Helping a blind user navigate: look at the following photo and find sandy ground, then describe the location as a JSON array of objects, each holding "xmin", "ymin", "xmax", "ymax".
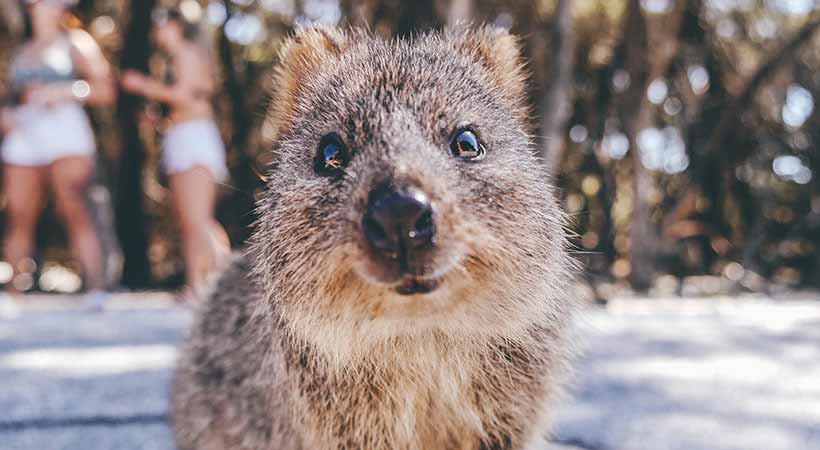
[{"xmin": 1, "ymin": 293, "xmax": 818, "ymax": 450}]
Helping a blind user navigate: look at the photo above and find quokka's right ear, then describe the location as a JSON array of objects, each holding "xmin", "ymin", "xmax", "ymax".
[
  {"xmin": 451, "ymin": 26, "xmax": 529, "ymax": 120},
  {"xmin": 264, "ymin": 27, "xmax": 351, "ymax": 142}
]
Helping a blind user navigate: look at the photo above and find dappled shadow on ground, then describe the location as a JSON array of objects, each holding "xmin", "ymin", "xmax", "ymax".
[
  {"xmin": 0, "ymin": 309, "xmax": 186, "ymax": 352},
  {"xmin": 0, "ymin": 296, "xmax": 188, "ymax": 450},
  {"xmin": 555, "ymin": 298, "xmax": 820, "ymax": 450},
  {"xmin": 2, "ymin": 295, "xmax": 819, "ymax": 450}
]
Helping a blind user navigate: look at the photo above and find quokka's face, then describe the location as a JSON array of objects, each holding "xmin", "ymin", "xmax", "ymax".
[{"xmin": 256, "ymin": 28, "xmax": 568, "ymax": 336}]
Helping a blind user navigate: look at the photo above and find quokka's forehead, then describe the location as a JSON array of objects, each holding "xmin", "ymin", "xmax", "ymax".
[
  {"xmin": 303, "ymin": 44, "xmax": 510, "ymax": 120},
  {"xmin": 334, "ymin": 38, "xmax": 495, "ymax": 88},
  {"xmin": 264, "ymin": 27, "xmax": 530, "ymax": 144}
]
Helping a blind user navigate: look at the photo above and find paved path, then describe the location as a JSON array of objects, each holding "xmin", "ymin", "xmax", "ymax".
[
  {"xmin": 555, "ymin": 295, "xmax": 820, "ymax": 450},
  {"xmin": 1, "ymin": 293, "xmax": 818, "ymax": 450}
]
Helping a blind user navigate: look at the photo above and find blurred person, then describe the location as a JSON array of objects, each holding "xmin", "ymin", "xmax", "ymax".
[
  {"xmin": 121, "ymin": 7, "xmax": 229, "ymax": 300},
  {"xmin": 0, "ymin": 0, "xmax": 115, "ymax": 307}
]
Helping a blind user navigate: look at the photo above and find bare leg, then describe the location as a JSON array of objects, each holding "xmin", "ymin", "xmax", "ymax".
[
  {"xmin": 168, "ymin": 166, "xmax": 229, "ymax": 297},
  {"xmin": 2, "ymin": 164, "xmax": 46, "ymax": 293},
  {"xmin": 49, "ymin": 156, "xmax": 105, "ymax": 291}
]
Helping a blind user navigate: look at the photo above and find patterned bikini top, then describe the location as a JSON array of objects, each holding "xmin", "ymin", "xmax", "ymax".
[{"xmin": 9, "ymin": 36, "xmax": 76, "ymax": 96}]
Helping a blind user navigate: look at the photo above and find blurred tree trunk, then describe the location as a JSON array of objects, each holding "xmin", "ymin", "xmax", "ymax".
[
  {"xmin": 0, "ymin": 0, "xmax": 23, "ymax": 38},
  {"xmin": 341, "ymin": 0, "xmax": 440, "ymax": 36},
  {"xmin": 114, "ymin": 0, "xmax": 155, "ymax": 288},
  {"xmin": 396, "ymin": 0, "xmax": 439, "ymax": 36},
  {"xmin": 576, "ymin": 37, "xmax": 622, "ymax": 281},
  {"xmin": 76, "ymin": 0, "xmax": 123, "ymax": 287},
  {"xmin": 539, "ymin": 0, "xmax": 575, "ymax": 173},
  {"xmin": 75, "ymin": 0, "xmax": 96, "ymax": 18},
  {"xmin": 444, "ymin": 0, "xmax": 473, "ymax": 25},
  {"xmin": 340, "ymin": 0, "xmax": 375, "ymax": 28},
  {"xmin": 801, "ymin": 67, "xmax": 820, "ymax": 287},
  {"xmin": 617, "ymin": 0, "xmax": 685, "ymax": 291},
  {"xmin": 619, "ymin": 0, "xmax": 654, "ymax": 291},
  {"xmin": 216, "ymin": 2, "xmax": 266, "ymax": 245}
]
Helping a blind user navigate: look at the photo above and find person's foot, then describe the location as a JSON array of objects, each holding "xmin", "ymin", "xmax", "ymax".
[
  {"xmin": 174, "ymin": 286, "xmax": 202, "ymax": 307},
  {"xmin": 0, "ymin": 292, "xmax": 21, "ymax": 319},
  {"xmin": 82, "ymin": 290, "xmax": 111, "ymax": 313}
]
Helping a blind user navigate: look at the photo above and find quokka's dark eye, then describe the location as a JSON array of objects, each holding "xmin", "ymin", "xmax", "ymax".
[
  {"xmin": 314, "ymin": 133, "xmax": 350, "ymax": 177},
  {"xmin": 449, "ymin": 128, "xmax": 486, "ymax": 161}
]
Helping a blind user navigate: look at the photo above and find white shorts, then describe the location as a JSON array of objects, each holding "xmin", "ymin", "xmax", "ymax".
[
  {"xmin": 1, "ymin": 102, "xmax": 95, "ymax": 166},
  {"xmin": 162, "ymin": 119, "xmax": 229, "ymax": 181}
]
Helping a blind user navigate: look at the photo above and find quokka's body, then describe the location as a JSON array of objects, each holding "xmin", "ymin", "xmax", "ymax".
[{"xmin": 171, "ymin": 26, "xmax": 577, "ymax": 450}]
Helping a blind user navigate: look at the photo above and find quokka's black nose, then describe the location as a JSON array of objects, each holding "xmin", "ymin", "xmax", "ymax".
[{"xmin": 362, "ymin": 184, "xmax": 435, "ymax": 259}]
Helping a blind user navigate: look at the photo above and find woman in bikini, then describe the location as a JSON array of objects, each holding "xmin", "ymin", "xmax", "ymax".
[
  {"xmin": 121, "ymin": 7, "xmax": 229, "ymax": 299},
  {"xmin": 0, "ymin": 0, "xmax": 114, "ymax": 304}
]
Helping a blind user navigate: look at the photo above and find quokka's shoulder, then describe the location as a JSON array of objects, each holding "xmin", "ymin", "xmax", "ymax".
[{"xmin": 191, "ymin": 252, "xmax": 265, "ymax": 339}]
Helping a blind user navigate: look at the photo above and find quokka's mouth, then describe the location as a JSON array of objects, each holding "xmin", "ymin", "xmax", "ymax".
[{"xmin": 395, "ymin": 275, "xmax": 441, "ymax": 296}]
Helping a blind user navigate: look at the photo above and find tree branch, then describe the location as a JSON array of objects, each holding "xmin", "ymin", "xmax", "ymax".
[{"xmin": 704, "ymin": 14, "xmax": 820, "ymax": 159}]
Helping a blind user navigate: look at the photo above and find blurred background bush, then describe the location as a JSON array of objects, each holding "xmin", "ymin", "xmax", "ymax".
[{"xmin": 0, "ymin": 0, "xmax": 818, "ymax": 297}]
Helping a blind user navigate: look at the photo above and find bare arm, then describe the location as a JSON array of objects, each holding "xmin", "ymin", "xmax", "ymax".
[
  {"xmin": 0, "ymin": 107, "xmax": 15, "ymax": 133},
  {"xmin": 121, "ymin": 44, "xmax": 214, "ymax": 109},
  {"xmin": 121, "ymin": 47, "xmax": 213, "ymax": 106},
  {"xmin": 68, "ymin": 29, "xmax": 115, "ymax": 106},
  {"xmin": 121, "ymin": 70, "xmax": 190, "ymax": 106}
]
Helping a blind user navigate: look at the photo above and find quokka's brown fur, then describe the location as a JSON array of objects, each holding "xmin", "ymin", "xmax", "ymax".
[{"xmin": 171, "ymin": 26, "xmax": 578, "ymax": 450}]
